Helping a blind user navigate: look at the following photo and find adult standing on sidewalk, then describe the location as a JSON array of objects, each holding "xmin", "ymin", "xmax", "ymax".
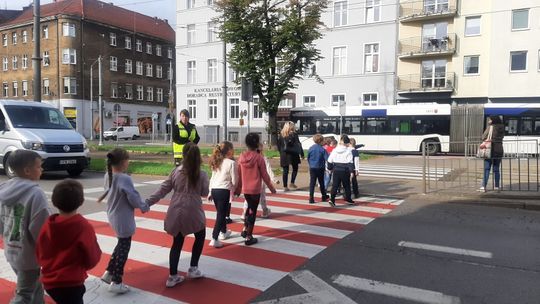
[
  {"xmin": 173, "ymin": 109, "xmax": 200, "ymax": 166},
  {"xmin": 278, "ymin": 121, "xmax": 304, "ymax": 191},
  {"xmin": 479, "ymin": 116, "xmax": 505, "ymax": 192}
]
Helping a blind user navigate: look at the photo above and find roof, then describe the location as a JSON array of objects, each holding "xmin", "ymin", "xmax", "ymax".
[
  {"xmin": 0, "ymin": 0, "xmax": 175, "ymax": 42},
  {"xmin": 0, "ymin": 10, "xmax": 21, "ymax": 23}
]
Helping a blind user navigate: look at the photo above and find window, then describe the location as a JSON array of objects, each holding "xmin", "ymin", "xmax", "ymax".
[
  {"xmin": 125, "ymin": 59, "xmax": 132, "ymax": 74},
  {"xmin": 63, "ymin": 77, "xmax": 77, "ymax": 95},
  {"xmin": 168, "ymin": 48, "xmax": 173, "ymax": 59},
  {"xmin": 2, "ymin": 57, "xmax": 7, "ymax": 71},
  {"xmin": 228, "ymin": 131, "xmax": 239, "ymax": 142},
  {"xmin": 3, "ymin": 82, "xmax": 8, "ymax": 97},
  {"xmin": 63, "ymin": 23, "xmax": 76, "ymax": 37},
  {"xmin": 167, "ymin": 67, "xmax": 172, "ymax": 80},
  {"xmin": 110, "ymin": 56, "xmax": 118, "ymax": 71},
  {"xmin": 12, "ymin": 81, "xmax": 18, "ymax": 97},
  {"xmin": 229, "ymin": 68, "xmax": 238, "ymax": 82},
  {"xmin": 125, "ymin": 84, "xmax": 133, "ymax": 100},
  {"xmin": 187, "ymin": 60, "xmax": 196, "ymax": 84},
  {"xmin": 279, "ymin": 98, "xmax": 293, "ymax": 108},
  {"xmin": 136, "ymin": 61, "xmax": 143, "ymax": 75},
  {"xmin": 2, "ymin": 34, "xmax": 6, "ymax": 46},
  {"xmin": 362, "ymin": 93, "xmax": 378, "ymax": 106},
  {"xmin": 137, "ymin": 85, "xmax": 144, "ymax": 100},
  {"xmin": 424, "ymin": 0, "xmax": 449, "ymax": 14},
  {"xmin": 12, "ymin": 56, "xmax": 18, "ymax": 70},
  {"xmin": 22, "ymin": 30, "xmax": 28, "ymax": 43},
  {"xmin": 538, "ymin": 50, "xmax": 540, "ymax": 71},
  {"xmin": 42, "ymin": 25, "xmax": 48, "ymax": 39},
  {"xmin": 464, "ymin": 55, "xmax": 479, "ymax": 75},
  {"xmin": 136, "ymin": 39, "xmax": 142, "ymax": 52},
  {"xmin": 156, "ymin": 65, "xmax": 163, "ymax": 78},
  {"xmin": 208, "ymin": 22, "xmax": 217, "ymax": 42},
  {"xmin": 110, "ymin": 83, "xmax": 118, "ymax": 98},
  {"xmin": 156, "ymin": 45, "xmax": 162, "ymax": 56},
  {"xmin": 364, "ymin": 43, "xmax": 379, "ymax": 73},
  {"xmin": 465, "ymin": 16, "xmax": 481, "ymax": 36},
  {"xmin": 109, "ymin": 33, "xmax": 117, "ymax": 46},
  {"xmin": 230, "ymin": 98, "xmax": 240, "ymax": 119},
  {"xmin": 512, "ymin": 9, "xmax": 529, "ymax": 30},
  {"xmin": 365, "ymin": 0, "xmax": 381, "ymax": 23},
  {"xmin": 422, "ymin": 22, "xmax": 448, "ymax": 52},
  {"xmin": 157, "ymin": 88, "xmax": 164, "ymax": 102},
  {"xmin": 11, "ymin": 32, "xmax": 17, "ymax": 44},
  {"xmin": 208, "ymin": 0, "xmax": 214, "ymax": 5},
  {"xmin": 303, "ymin": 96, "xmax": 316, "ymax": 107},
  {"xmin": 331, "ymin": 94, "xmax": 345, "ymax": 107},
  {"xmin": 21, "ymin": 55, "xmax": 28, "ymax": 69},
  {"xmin": 253, "ymin": 98, "xmax": 263, "ymax": 119},
  {"xmin": 43, "ymin": 51, "xmax": 50, "ymax": 66},
  {"xmin": 146, "ymin": 63, "xmax": 153, "ymax": 77},
  {"xmin": 43, "ymin": 79, "xmax": 50, "ymax": 96},
  {"xmin": 125, "ymin": 36, "xmax": 132, "ymax": 49},
  {"xmin": 146, "ymin": 87, "xmax": 154, "ymax": 101},
  {"xmin": 187, "ymin": 24, "xmax": 196, "ymax": 45},
  {"xmin": 188, "ymin": 99, "xmax": 197, "ymax": 118},
  {"xmin": 510, "ymin": 51, "xmax": 527, "ymax": 72},
  {"xmin": 421, "ymin": 59, "xmax": 447, "ymax": 88},
  {"xmin": 146, "ymin": 42, "xmax": 152, "ymax": 54},
  {"xmin": 22, "ymin": 81, "xmax": 28, "ymax": 96},
  {"xmin": 332, "ymin": 46, "xmax": 347, "ymax": 75},
  {"xmin": 334, "ymin": 1, "xmax": 348, "ymax": 27},
  {"xmin": 208, "ymin": 99, "xmax": 218, "ymax": 119},
  {"xmin": 207, "ymin": 59, "xmax": 218, "ymax": 82},
  {"xmin": 187, "ymin": 0, "xmax": 195, "ymax": 9},
  {"xmin": 62, "ymin": 48, "xmax": 77, "ymax": 64}
]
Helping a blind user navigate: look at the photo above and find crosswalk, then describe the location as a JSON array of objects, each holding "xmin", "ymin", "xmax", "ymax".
[
  {"xmin": 357, "ymin": 164, "xmax": 452, "ymax": 181},
  {"xmin": 0, "ymin": 189, "xmax": 403, "ymax": 304}
]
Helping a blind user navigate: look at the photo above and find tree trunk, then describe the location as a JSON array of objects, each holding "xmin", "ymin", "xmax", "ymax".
[{"xmin": 267, "ymin": 109, "xmax": 279, "ymax": 148}]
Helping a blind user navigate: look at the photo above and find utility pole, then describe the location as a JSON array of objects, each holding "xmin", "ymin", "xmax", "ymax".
[
  {"xmin": 32, "ymin": 0, "xmax": 41, "ymax": 102},
  {"xmin": 90, "ymin": 66, "xmax": 94, "ymax": 140},
  {"xmin": 222, "ymin": 41, "xmax": 228, "ymax": 142},
  {"xmin": 98, "ymin": 56, "xmax": 104, "ymax": 146}
]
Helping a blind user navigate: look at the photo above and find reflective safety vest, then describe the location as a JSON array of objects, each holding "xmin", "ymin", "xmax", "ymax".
[{"xmin": 173, "ymin": 123, "xmax": 197, "ymax": 159}]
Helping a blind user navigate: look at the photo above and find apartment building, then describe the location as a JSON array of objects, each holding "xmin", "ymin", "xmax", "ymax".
[
  {"xmin": 176, "ymin": 0, "xmax": 398, "ymax": 144},
  {"xmin": 0, "ymin": 0, "xmax": 175, "ymax": 138}
]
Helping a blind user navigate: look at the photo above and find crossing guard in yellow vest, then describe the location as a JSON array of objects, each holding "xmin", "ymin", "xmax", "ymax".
[{"xmin": 172, "ymin": 109, "xmax": 200, "ymax": 166}]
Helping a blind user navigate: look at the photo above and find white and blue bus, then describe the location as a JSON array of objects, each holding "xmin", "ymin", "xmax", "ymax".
[{"xmin": 291, "ymin": 103, "xmax": 540, "ymax": 155}]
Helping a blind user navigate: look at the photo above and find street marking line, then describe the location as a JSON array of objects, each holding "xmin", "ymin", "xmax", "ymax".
[
  {"xmin": 254, "ymin": 291, "xmax": 339, "ymax": 304},
  {"xmin": 290, "ymin": 270, "xmax": 356, "ymax": 304},
  {"xmin": 143, "ymin": 179, "xmax": 167, "ymax": 185},
  {"xmin": 398, "ymin": 241, "xmax": 493, "ymax": 259},
  {"xmin": 332, "ymin": 274, "xmax": 461, "ymax": 304}
]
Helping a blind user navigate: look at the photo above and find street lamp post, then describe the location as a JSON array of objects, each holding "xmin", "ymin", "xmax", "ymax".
[
  {"xmin": 222, "ymin": 40, "xmax": 228, "ymax": 142},
  {"xmin": 98, "ymin": 55, "xmax": 104, "ymax": 146}
]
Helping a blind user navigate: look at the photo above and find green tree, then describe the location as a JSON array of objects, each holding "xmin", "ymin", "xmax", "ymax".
[{"xmin": 215, "ymin": 0, "xmax": 327, "ymax": 146}]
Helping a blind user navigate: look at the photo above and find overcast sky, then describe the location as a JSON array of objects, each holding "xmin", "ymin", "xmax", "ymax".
[{"xmin": 3, "ymin": 0, "xmax": 177, "ymax": 27}]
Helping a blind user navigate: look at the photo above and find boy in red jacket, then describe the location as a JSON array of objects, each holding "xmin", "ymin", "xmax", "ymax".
[
  {"xmin": 36, "ymin": 179, "xmax": 102, "ymax": 304},
  {"xmin": 236, "ymin": 133, "xmax": 276, "ymax": 246}
]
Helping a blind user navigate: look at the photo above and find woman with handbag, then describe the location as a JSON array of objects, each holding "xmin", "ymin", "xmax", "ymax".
[
  {"xmin": 278, "ymin": 121, "xmax": 304, "ymax": 191},
  {"xmin": 479, "ymin": 116, "xmax": 505, "ymax": 192}
]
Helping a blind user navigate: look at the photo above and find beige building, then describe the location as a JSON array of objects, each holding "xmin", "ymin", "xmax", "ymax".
[{"xmin": 397, "ymin": 0, "xmax": 540, "ymax": 104}]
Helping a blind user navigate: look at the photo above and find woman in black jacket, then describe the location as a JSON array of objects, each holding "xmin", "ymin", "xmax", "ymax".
[
  {"xmin": 480, "ymin": 116, "xmax": 505, "ymax": 192},
  {"xmin": 277, "ymin": 121, "xmax": 304, "ymax": 191}
]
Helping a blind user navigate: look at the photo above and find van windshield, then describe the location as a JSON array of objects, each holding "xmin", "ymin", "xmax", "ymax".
[
  {"xmin": 5, "ymin": 105, "xmax": 73, "ymax": 129},
  {"xmin": 108, "ymin": 127, "xmax": 118, "ymax": 131}
]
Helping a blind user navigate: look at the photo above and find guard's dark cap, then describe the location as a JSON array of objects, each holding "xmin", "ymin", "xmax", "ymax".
[{"xmin": 180, "ymin": 109, "xmax": 190, "ymax": 118}]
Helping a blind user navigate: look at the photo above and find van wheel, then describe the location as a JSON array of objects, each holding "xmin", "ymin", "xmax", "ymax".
[
  {"xmin": 67, "ymin": 167, "xmax": 84, "ymax": 177},
  {"xmin": 4, "ymin": 154, "xmax": 16, "ymax": 179},
  {"xmin": 132, "ymin": 135, "xmax": 137, "ymax": 140},
  {"xmin": 421, "ymin": 140, "xmax": 440, "ymax": 156}
]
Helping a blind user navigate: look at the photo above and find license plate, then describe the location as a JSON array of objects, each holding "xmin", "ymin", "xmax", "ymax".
[{"xmin": 59, "ymin": 159, "xmax": 77, "ymax": 165}]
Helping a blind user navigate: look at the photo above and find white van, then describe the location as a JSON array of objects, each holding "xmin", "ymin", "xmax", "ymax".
[
  {"xmin": 103, "ymin": 126, "xmax": 140, "ymax": 140},
  {"xmin": 0, "ymin": 100, "xmax": 90, "ymax": 178}
]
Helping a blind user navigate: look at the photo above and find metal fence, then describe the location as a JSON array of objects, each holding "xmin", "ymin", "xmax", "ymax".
[{"xmin": 422, "ymin": 140, "xmax": 540, "ymax": 194}]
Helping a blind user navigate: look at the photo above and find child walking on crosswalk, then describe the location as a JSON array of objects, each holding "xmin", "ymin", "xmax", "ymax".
[
  {"xmin": 97, "ymin": 148, "xmax": 150, "ymax": 294},
  {"xmin": 146, "ymin": 143, "xmax": 209, "ymax": 288}
]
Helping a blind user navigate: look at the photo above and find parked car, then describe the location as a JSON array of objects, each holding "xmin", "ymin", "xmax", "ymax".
[
  {"xmin": 103, "ymin": 126, "xmax": 140, "ymax": 140},
  {"xmin": 0, "ymin": 100, "xmax": 90, "ymax": 178}
]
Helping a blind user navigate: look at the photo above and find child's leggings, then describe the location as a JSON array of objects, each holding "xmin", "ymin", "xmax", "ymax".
[
  {"xmin": 107, "ymin": 237, "xmax": 132, "ymax": 283},
  {"xmin": 169, "ymin": 229, "xmax": 206, "ymax": 275}
]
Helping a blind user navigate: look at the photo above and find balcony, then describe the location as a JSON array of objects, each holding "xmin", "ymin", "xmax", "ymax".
[
  {"xmin": 399, "ymin": 34, "xmax": 457, "ymax": 59},
  {"xmin": 400, "ymin": 0, "xmax": 457, "ymax": 23},
  {"xmin": 398, "ymin": 72, "xmax": 456, "ymax": 94}
]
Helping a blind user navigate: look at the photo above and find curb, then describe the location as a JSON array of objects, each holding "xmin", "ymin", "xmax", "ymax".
[{"xmin": 409, "ymin": 193, "xmax": 540, "ymax": 211}]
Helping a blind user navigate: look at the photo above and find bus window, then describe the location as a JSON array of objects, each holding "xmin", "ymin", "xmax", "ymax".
[
  {"xmin": 520, "ymin": 117, "xmax": 533, "ymax": 135},
  {"xmin": 363, "ymin": 118, "xmax": 388, "ymax": 134},
  {"xmin": 535, "ymin": 119, "xmax": 540, "ymax": 135},
  {"xmin": 505, "ymin": 118, "xmax": 518, "ymax": 135},
  {"xmin": 344, "ymin": 118, "xmax": 361, "ymax": 134},
  {"xmin": 389, "ymin": 117, "xmax": 411, "ymax": 134}
]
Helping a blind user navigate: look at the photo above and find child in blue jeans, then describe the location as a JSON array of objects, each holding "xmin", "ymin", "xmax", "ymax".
[{"xmin": 307, "ymin": 134, "xmax": 329, "ymax": 204}]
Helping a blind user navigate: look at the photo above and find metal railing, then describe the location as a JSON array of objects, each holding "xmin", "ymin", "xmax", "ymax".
[
  {"xmin": 400, "ymin": 0, "xmax": 458, "ymax": 21},
  {"xmin": 422, "ymin": 140, "xmax": 540, "ymax": 194},
  {"xmin": 398, "ymin": 72, "xmax": 456, "ymax": 93},
  {"xmin": 399, "ymin": 33, "xmax": 457, "ymax": 57}
]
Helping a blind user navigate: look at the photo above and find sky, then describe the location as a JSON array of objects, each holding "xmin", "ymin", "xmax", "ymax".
[{"xmin": 4, "ymin": 0, "xmax": 177, "ymax": 28}]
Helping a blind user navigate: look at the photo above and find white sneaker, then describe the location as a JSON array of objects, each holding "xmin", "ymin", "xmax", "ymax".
[
  {"xmin": 219, "ymin": 230, "xmax": 231, "ymax": 240},
  {"xmin": 101, "ymin": 271, "xmax": 112, "ymax": 284},
  {"xmin": 187, "ymin": 266, "xmax": 203, "ymax": 279},
  {"xmin": 261, "ymin": 208, "xmax": 271, "ymax": 218},
  {"xmin": 477, "ymin": 186, "xmax": 486, "ymax": 192},
  {"xmin": 108, "ymin": 282, "xmax": 130, "ymax": 294},
  {"xmin": 209, "ymin": 238, "xmax": 223, "ymax": 248},
  {"xmin": 494, "ymin": 187, "xmax": 500, "ymax": 192},
  {"xmin": 165, "ymin": 274, "xmax": 184, "ymax": 288}
]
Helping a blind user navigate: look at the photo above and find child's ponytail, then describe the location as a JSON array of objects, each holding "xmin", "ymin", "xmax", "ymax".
[
  {"xmin": 209, "ymin": 141, "xmax": 233, "ymax": 171},
  {"xmin": 96, "ymin": 148, "xmax": 129, "ymax": 203}
]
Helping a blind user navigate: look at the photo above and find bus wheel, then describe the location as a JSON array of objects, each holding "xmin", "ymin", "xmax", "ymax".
[{"xmin": 422, "ymin": 140, "xmax": 440, "ymax": 155}]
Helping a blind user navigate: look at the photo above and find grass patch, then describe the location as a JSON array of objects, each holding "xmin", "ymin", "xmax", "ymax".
[{"xmin": 89, "ymin": 158, "xmax": 212, "ymax": 176}]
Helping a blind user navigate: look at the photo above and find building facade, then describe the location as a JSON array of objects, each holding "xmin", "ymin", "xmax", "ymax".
[
  {"xmin": 0, "ymin": 0, "xmax": 175, "ymax": 138},
  {"xmin": 176, "ymin": 0, "xmax": 398, "ymax": 144}
]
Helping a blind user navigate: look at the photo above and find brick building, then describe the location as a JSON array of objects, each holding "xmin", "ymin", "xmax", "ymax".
[{"xmin": 0, "ymin": 0, "xmax": 175, "ymax": 138}]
